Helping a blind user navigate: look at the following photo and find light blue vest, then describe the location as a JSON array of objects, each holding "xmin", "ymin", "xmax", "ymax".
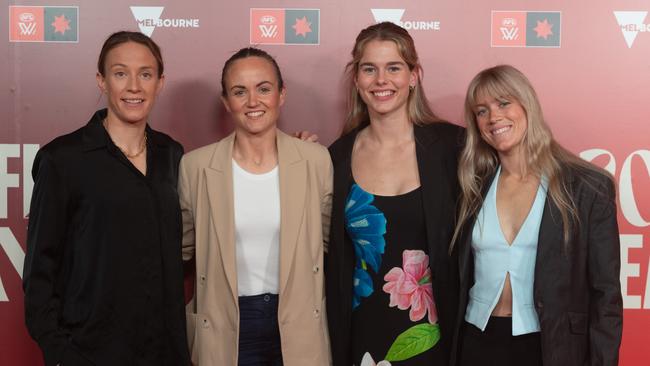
[{"xmin": 465, "ymin": 166, "xmax": 548, "ymax": 335}]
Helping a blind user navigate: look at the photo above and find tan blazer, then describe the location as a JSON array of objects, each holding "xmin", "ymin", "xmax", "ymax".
[{"xmin": 179, "ymin": 130, "xmax": 333, "ymax": 366}]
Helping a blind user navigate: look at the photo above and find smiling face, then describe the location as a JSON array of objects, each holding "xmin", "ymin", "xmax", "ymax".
[
  {"xmin": 96, "ymin": 41, "xmax": 164, "ymax": 126},
  {"xmin": 355, "ymin": 40, "xmax": 416, "ymax": 120},
  {"xmin": 221, "ymin": 56, "xmax": 285, "ymax": 137},
  {"xmin": 473, "ymin": 94, "xmax": 528, "ymax": 157}
]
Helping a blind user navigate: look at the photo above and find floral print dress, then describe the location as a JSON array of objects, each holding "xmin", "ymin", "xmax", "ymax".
[{"xmin": 346, "ymin": 184, "xmax": 444, "ymax": 366}]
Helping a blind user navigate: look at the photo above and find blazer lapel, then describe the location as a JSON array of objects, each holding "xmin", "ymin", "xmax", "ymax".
[
  {"xmin": 328, "ymin": 129, "xmax": 356, "ymax": 318},
  {"xmin": 414, "ymin": 126, "xmax": 445, "ymax": 266},
  {"xmin": 277, "ymin": 131, "xmax": 307, "ymax": 295},
  {"xmin": 534, "ymin": 197, "xmax": 564, "ymax": 300},
  {"xmin": 204, "ymin": 133, "xmax": 238, "ymax": 303}
]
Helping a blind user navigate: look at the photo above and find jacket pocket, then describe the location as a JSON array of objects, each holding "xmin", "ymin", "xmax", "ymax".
[{"xmin": 567, "ymin": 311, "xmax": 588, "ymax": 334}]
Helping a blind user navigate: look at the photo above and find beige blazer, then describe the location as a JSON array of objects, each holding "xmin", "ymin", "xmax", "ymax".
[{"xmin": 179, "ymin": 130, "xmax": 333, "ymax": 366}]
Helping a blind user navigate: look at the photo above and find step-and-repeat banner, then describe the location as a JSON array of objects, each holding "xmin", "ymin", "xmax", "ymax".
[{"xmin": 1, "ymin": 1, "xmax": 648, "ymax": 364}]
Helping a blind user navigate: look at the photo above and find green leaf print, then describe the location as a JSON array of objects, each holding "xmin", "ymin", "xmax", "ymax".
[{"xmin": 384, "ymin": 323, "xmax": 440, "ymax": 362}]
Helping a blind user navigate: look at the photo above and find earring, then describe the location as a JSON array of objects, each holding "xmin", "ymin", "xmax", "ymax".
[{"xmin": 409, "ymin": 84, "xmax": 415, "ymax": 91}]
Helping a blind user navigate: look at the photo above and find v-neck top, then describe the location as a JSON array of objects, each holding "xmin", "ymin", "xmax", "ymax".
[{"xmin": 465, "ymin": 166, "xmax": 548, "ymax": 335}]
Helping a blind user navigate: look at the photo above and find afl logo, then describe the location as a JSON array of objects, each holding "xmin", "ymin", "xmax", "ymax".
[
  {"xmin": 19, "ymin": 12, "xmax": 35, "ymax": 22},
  {"xmin": 260, "ymin": 15, "xmax": 276, "ymax": 24},
  {"xmin": 501, "ymin": 18, "xmax": 517, "ymax": 27}
]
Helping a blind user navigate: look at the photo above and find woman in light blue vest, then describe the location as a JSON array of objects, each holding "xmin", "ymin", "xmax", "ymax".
[{"xmin": 451, "ymin": 65, "xmax": 622, "ymax": 366}]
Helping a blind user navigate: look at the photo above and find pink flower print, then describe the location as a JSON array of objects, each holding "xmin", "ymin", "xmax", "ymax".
[{"xmin": 383, "ymin": 250, "xmax": 438, "ymax": 324}]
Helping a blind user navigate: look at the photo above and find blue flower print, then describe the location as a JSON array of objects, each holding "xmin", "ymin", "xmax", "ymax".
[
  {"xmin": 345, "ymin": 184, "xmax": 387, "ymax": 273},
  {"xmin": 353, "ymin": 267, "xmax": 374, "ymax": 309},
  {"xmin": 345, "ymin": 184, "xmax": 387, "ymax": 310}
]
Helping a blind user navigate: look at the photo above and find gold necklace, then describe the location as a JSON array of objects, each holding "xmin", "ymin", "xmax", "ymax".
[{"xmin": 103, "ymin": 118, "xmax": 147, "ymax": 159}]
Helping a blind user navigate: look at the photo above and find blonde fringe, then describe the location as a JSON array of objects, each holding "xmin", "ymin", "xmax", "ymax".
[{"xmin": 451, "ymin": 65, "xmax": 612, "ymax": 253}]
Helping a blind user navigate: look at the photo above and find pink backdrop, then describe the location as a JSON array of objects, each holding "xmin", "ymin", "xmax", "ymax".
[{"xmin": 2, "ymin": 0, "xmax": 648, "ymax": 364}]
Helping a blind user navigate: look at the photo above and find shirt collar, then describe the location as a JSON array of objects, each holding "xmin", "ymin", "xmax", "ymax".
[{"xmin": 81, "ymin": 108, "xmax": 167, "ymax": 152}]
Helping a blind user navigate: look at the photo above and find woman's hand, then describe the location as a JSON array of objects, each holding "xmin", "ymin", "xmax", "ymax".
[{"xmin": 293, "ymin": 130, "xmax": 319, "ymax": 143}]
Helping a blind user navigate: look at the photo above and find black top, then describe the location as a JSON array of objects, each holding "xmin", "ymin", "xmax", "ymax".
[
  {"xmin": 23, "ymin": 109, "xmax": 190, "ymax": 366},
  {"xmin": 326, "ymin": 122, "xmax": 465, "ymax": 366},
  {"xmin": 349, "ymin": 185, "xmax": 446, "ymax": 365}
]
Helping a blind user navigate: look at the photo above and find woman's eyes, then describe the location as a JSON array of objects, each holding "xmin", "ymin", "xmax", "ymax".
[
  {"xmin": 361, "ymin": 66, "xmax": 402, "ymax": 74},
  {"xmin": 113, "ymin": 71, "xmax": 154, "ymax": 79}
]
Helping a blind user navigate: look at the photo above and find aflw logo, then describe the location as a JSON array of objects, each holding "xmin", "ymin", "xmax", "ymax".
[
  {"xmin": 259, "ymin": 15, "xmax": 278, "ymax": 38},
  {"xmin": 17, "ymin": 12, "xmax": 36, "ymax": 35},
  {"xmin": 614, "ymin": 11, "xmax": 649, "ymax": 48},
  {"xmin": 500, "ymin": 18, "xmax": 519, "ymax": 40}
]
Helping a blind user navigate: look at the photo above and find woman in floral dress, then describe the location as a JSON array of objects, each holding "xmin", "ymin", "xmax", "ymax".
[{"xmin": 326, "ymin": 22, "xmax": 464, "ymax": 366}]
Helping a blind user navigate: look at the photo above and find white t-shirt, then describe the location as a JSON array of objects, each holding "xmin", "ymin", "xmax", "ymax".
[{"xmin": 232, "ymin": 159, "xmax": 281, "ymax": 296}]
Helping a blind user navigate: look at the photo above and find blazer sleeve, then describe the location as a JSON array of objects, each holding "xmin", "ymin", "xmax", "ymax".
[
  {"xmin": 178, "ymin": 156, "xmax": 196, "ymax": 261},
  {"xmin": 22, "ymin": 150, "xmax": 71, "ymax": 366},
  {"xmin": 586, "ymin": 177, "xmax": 623, "ymax": 365},
  {"xmin": 320, "ymin": 152, "xmax": 333, "ymax": 253}
]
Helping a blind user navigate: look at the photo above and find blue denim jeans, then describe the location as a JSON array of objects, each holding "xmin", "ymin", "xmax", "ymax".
[{"xmin": 238, "ymin": 293, "xmax": 283, "ymax": 366}]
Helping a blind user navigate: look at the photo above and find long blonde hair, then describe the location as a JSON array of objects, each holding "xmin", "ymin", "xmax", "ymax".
[
  {"xmin": 451, "ymin": 65, "xmax": 612, "ymax": 249},
  {"xmin": 341, "ymin": 22, "xmax": 440, "ymax": 135}
]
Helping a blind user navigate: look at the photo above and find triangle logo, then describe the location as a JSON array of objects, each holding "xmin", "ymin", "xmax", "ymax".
[
  {"xmin": 614, "ymin": 11, "xmax": 648, "ymax": 48},
  {"xmin": 130, "ymin": 6, "xmax": 164, "ymax": 37},
  {"xmin": 371, "ymin": 9, "xmax": 405, "ymax": 25}
]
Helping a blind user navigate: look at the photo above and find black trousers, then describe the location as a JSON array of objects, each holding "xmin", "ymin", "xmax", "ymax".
[
  {"xmin": 459, "ymin": 317, "xmax": 542, "ymax": 366},
  {"xmin": 238, "ymin": 293, "xmax": 283, "ymax": 366}
]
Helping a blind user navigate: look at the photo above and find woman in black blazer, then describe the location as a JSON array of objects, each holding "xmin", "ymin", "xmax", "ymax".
[
  {"xmin": 325, "ymin": 22, "xmax": 464, "ymax": 366},
  {"xmin": 22, "ymin": 31, "xmax": 190, "ymax": 366},
  {"xmin": 451, "ymin": 65, "xmax": 622, "ymax": 366}
]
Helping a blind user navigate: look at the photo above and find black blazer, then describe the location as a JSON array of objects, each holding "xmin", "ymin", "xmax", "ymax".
[
  {"xmin": 325, "ymin": 122, "xmax": 465, "ymax": 366},
  {"xmin": 453, "ymin": 165, "xmax": 623, "ymax": 366},
  {"xmin": 23, "ymin": 109, "xmax": 190, "ymax": 366}
]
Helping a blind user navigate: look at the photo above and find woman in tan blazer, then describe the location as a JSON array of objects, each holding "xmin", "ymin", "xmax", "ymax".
[{"xmin": 178, "ymin": 47, "xmax": 333, "ymax": 366}]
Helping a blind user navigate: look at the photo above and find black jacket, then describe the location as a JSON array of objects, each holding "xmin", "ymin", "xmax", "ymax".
[
  {"xmin": 23, "ymin": 109, "xmax": 190, "ymax": 366},
  {"xmin": 453, "ymin": 165, "xmax": 623, "ymax": 366},
  {"xmin": 325, "ymin": 122, "xmax": 465, "ymax": 366}
]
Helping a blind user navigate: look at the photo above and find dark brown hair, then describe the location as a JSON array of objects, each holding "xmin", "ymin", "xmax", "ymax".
[
  {"xmin": 97, "ymin": 31, "xmax": 164, "ymax": 77},
  {"xmin": 221, "ymin": 47, "xmax": 284, "ymax": 97}
]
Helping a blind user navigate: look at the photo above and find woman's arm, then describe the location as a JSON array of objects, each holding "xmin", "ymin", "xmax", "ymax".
[
  {"xmin": 178, "ymin": 155, "xmax": 196, "ymax": 261},
  {"xmin": 586, "ymin": 177, "xmax": 623, "ymax": 365},
  {"xmin": 320, "ymin": 153, "xmax": 333, "ymax": 253},
  {"xmin": 22, "ymin": 150, "xmax": 71, "ymax": 366}
]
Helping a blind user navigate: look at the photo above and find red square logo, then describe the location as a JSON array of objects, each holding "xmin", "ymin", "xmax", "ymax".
[
  {"xmin": 250, "ymin": 9, "xmax": 285, "ymax": 44},
  {"xmin": 10, "ymin": 6, "xmax": 44, "ymax": 42},
  {"xmin": 491, "ymin": 11, "xmax": 527, "ymax": 47}
]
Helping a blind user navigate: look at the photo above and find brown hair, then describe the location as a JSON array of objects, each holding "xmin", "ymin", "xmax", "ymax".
[
  {"xmin": 341, "ymin": 22, "xmax": 440, "ymax": 135},
  {"xmin": 97, "ymin": 31, "xmax": 164, "ymax": 77},
  {"xmin": 221, "ymin": 47, "xmax": 284, "ymax": 97}
]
